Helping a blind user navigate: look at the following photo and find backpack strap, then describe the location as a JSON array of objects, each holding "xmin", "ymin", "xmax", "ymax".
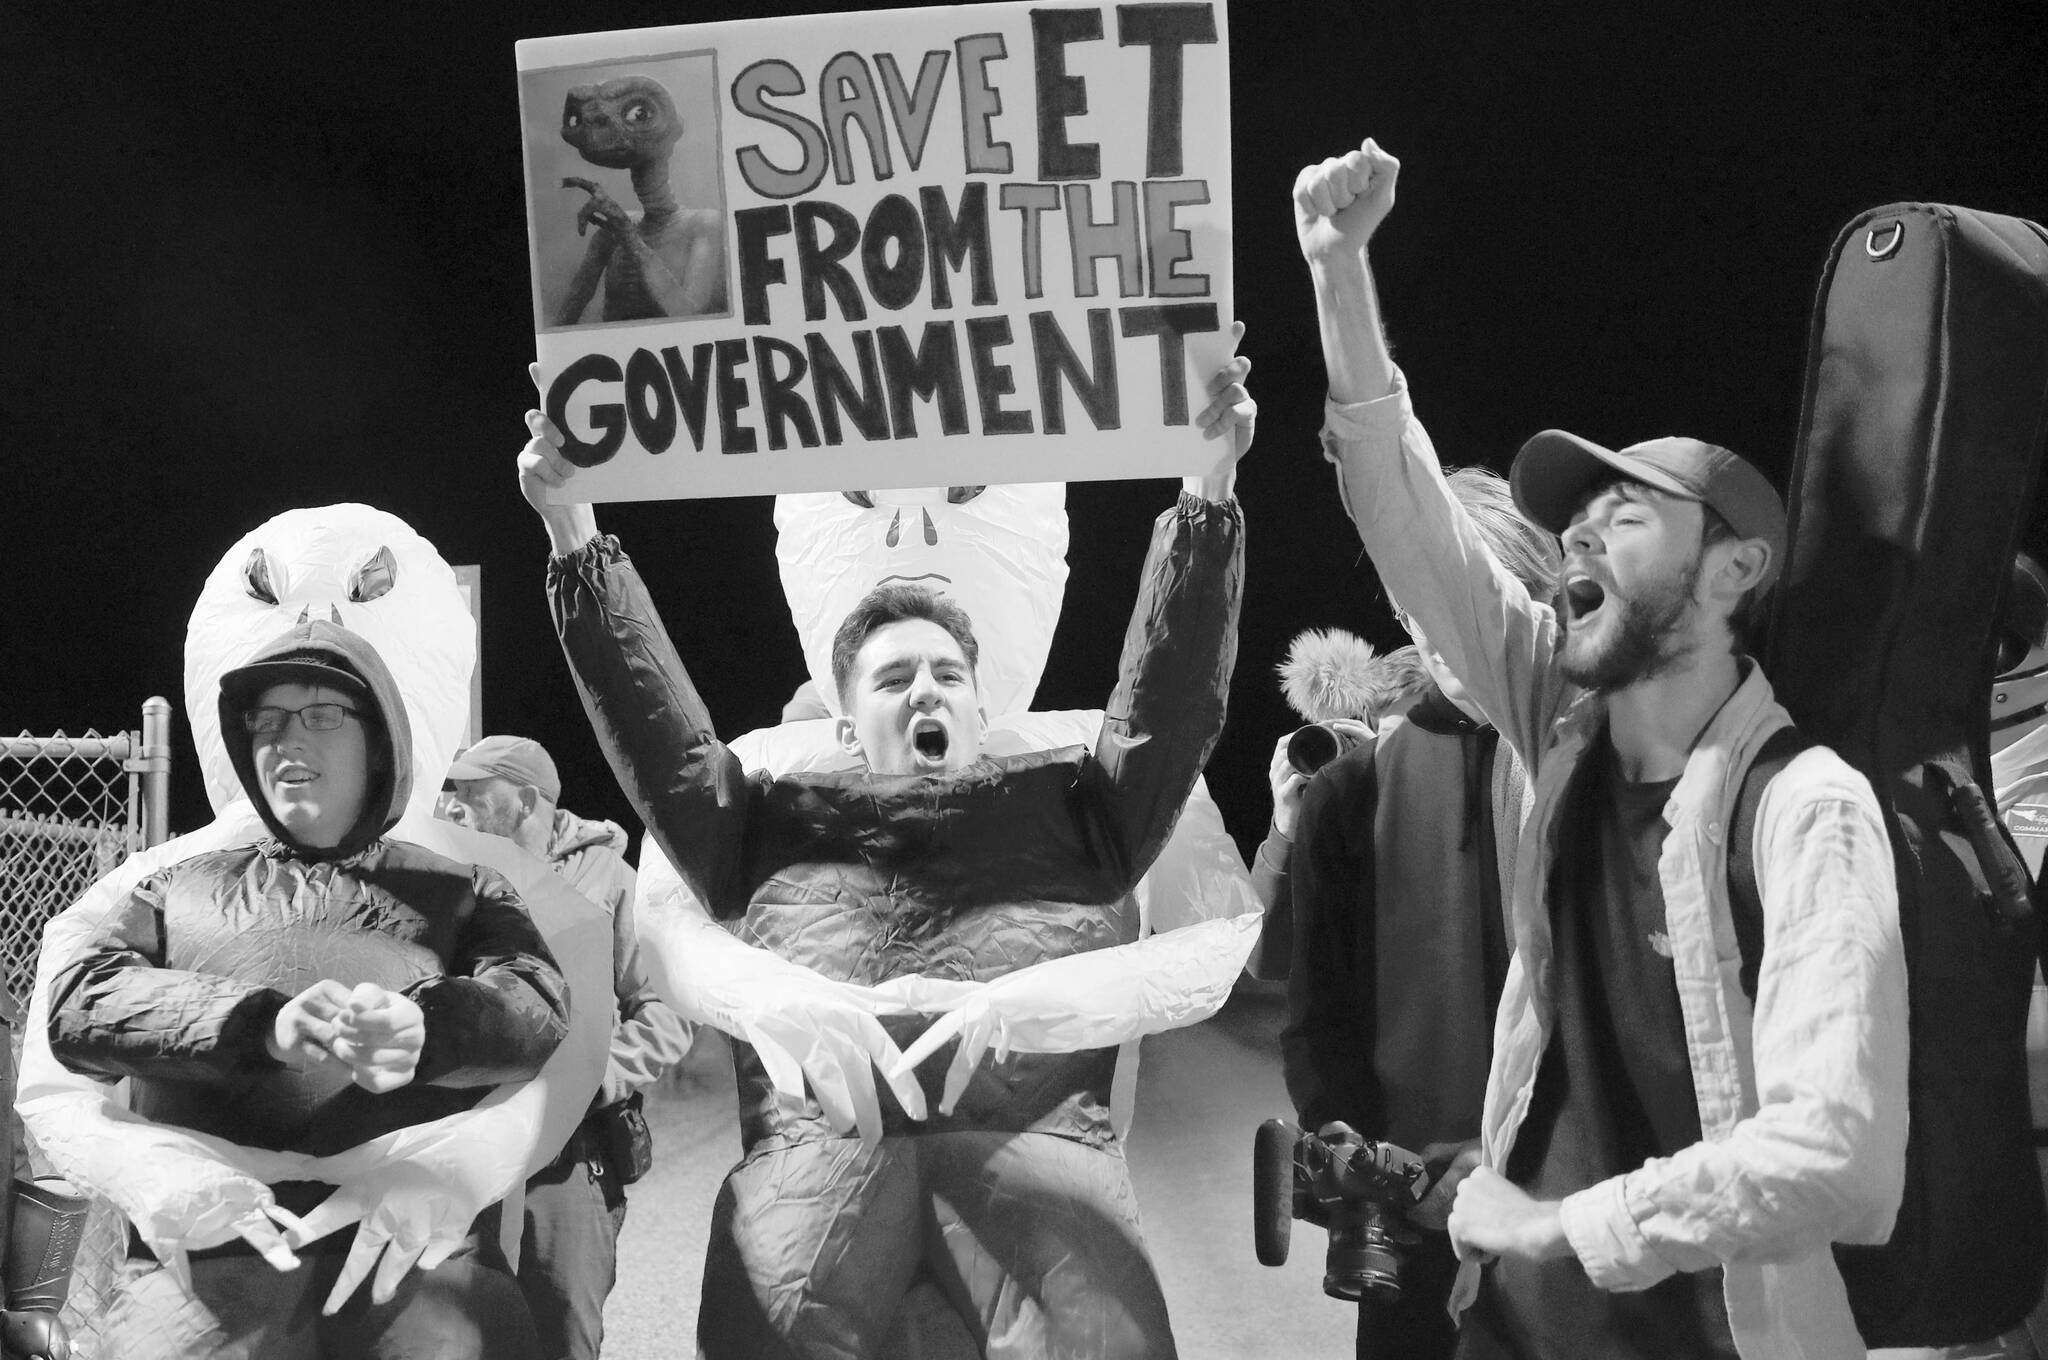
[{"xmin": 1727, "ymin": 724, "xmax": 1815, "ymax": 1000}]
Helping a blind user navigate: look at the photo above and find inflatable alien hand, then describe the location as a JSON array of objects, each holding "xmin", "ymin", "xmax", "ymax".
[
  {"xmin": 636, "ymin": 874, "xmax": 928, "ymax": 1144},
  {"xmin": 886, "ymin": 910, "xmax": 1263, "ymax": 1114},
  {"xmin": 287, "ymin": 1148, "xmax": 501, "ymax": 1314}
]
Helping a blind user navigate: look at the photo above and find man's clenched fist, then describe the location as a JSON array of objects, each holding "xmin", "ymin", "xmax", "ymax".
[{"xmin": 1294, "ymin": 138, "xmax": 1401, "ymax": 262}]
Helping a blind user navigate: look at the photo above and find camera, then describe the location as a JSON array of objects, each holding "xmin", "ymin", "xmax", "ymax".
[
  {"xmin": 1253, "ymin": 1118, "xmax": 1430, "ymax": 1302},
  {"xmin": 1285, "ymin": 722, "xmax": 1366, "ymax": 777}
]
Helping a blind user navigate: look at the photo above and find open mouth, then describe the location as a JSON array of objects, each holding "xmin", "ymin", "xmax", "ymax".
[
  {"xmin": 1563, "ymin": 577, "xmax": 1608, "ymax": 623},
  {"xmin": 910, "ymin": 719, "xmax": 950, "ymax": 766}
]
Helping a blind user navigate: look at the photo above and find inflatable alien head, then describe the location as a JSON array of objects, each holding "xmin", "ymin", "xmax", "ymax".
[
  {"xmin": 775, "ymin": 485, "xmax": 1069, "ymax": 718},
  {"xmin": 185, "ymin": 504, "xmax": 474, "ymax": 821}
]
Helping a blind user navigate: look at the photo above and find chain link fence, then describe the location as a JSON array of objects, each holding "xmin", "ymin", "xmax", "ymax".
[{"xmin": 4, "ymin": 699, "xmax": 173, "ymax": 1359}]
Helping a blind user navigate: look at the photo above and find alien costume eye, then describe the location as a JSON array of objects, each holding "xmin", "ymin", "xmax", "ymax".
[
  {"xmin": 624, "ymin": 100, "xmax": 653, "ymax": 125},
  {"xmin": 349, "ymin": 545, "xmax": 397, "ymax": 603},
  {"xmin": 243, "ymin": 547, "xmax": 282, "ymax": 605}
]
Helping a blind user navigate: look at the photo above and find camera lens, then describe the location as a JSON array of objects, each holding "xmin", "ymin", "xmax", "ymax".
[
  {"xmin": 1324, "ymin": 1240, "xmax": 1402, "ymax": 1301},
  {"xmin": 1286, "ymin": 723, "xmax": 1342, "ymax": 777},
  {"xmin": 1324, "ymin": 1203, "xmax": 1404, "ymax": 1302}
]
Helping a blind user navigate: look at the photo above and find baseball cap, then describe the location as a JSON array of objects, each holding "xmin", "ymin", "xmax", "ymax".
[
  {"xmin": 445, "ymin": 735, "xmax": 561, "ymax": 802},
  {"xmin": 220, "ymin": 649, "xmax": 371, "ymax": 712},
  {"xmin": 1510, "ymin": 430, "xmax": 1787, "ymax": 588}
]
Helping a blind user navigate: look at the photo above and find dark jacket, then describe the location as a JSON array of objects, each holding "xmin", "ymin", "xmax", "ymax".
[
  {"xmin": 550, "ymin": 494, "xmax": 1242, "ymax": 1150},
  {"xmin": 1279, "ymin": 688, "xmax": 1517, "ymax": 1147},
  {"xmin": 45, "ymin": 620, "xmax": 570, "ymax": 1182}
]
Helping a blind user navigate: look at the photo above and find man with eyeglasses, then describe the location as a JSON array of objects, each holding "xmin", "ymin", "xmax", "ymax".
[{"xmin": 45, "ymin": 616, "xmax": 569, "ymax": 1358}]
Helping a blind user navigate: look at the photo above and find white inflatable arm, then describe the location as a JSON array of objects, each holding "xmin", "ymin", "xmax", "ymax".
[
  {"xmin": 883, "ymin": 911, "xmax": 1261, "ymax": 1114},
  {"xmin": 279, "ymin": 814, "xmax": 611, "ymax": 1310},
  {"xmin": 708, "ymin": 716, "xmax": 1264, "ymax": 1132},
  {"xmin": 18, "ymin": 812, "xmax": 611, "ymax": 1309},
  {"xmin": 635, "ymin": 841, "xmax": 929, "ymax": 1144},
  {"xmin": 18, "ymin": 814, "xmax": 316, "ymax": 1287}
]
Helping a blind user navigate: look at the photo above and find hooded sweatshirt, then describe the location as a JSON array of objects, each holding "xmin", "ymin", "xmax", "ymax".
[{"xmin": 46, "ymin": 619, "xmax": 570, "ymax": 1190}]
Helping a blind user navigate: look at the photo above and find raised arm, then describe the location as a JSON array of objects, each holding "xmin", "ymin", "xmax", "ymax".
[
  {"xmin": 519, "ymin": 404, "xmax": 757, "ymax": 918},
  {"xmin": 1244, "ymin": 735, "xmax": 1302, "ymax": 980},
  {"xmin": 1295, "ymin": 139, "xmax": 1401, "ymax": 404},
  {"xmin": 1294, "ymin": 141, "xmax": 1569, "ymax": 769},
  {"xmin": 1081, "ymin": 348, "xmax": 1251, "ymax": 888}
]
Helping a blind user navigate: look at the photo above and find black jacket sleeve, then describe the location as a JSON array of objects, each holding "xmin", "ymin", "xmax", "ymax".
[
  {"xmin": 548, "ymin": 535, "xmax": 756, "ymax": 920},
  {"xmin": 405, "ymin": 866, "xmax": 570, "ymax": 1088},
  {"xmin": 45, "ymin": 872, "xmax": 289, "ymax": 1085},
  {"xmin": 1279, "ymin": 746, "xmax": 1383, "ymax": 1133},
  {"xmin": 1082, "ymin": 492, "xmax": 1244, "ymax": 892}
]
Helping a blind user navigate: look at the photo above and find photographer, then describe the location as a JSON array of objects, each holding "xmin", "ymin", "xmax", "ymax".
[
  {"xmin": 1293, "ymin": 137, "xmax": 1907, "ymax": 1358},
  {"xmin": 1268, "ymin": 468, "xmax": 1554, "ymax": 1359}
]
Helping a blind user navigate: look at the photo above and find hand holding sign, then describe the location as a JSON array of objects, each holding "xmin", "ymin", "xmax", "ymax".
[
  {"xmin": 517, "ymin": 1, "xmax": 1235, "ymax": 501},
  {"xmin": 519, "ymin": 364, "xmax": 601, "ymax": 556},
  {"xmin": 1185, "ymin": 324, "xmax": 1254, "ymax": 500}
]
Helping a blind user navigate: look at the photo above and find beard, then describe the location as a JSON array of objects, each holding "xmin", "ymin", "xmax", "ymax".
[{"xmin": 1559, "ymin": 558, "xmax": 1701, "ymax": 692}]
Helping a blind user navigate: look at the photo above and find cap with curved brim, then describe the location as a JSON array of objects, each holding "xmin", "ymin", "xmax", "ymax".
[
  {"xmin": 1510, "ymin": 428, "xmax": 1786, "ymax": 589},
  {"xmin": 445, "ymin": 734, "xmax": 561, "ymax": 803},
  {"xmin": 219, "ymin": 654, "xmax": 372, "ymax": 710}
]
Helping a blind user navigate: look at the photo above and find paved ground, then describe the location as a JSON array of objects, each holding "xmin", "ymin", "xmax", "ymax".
[{"xmin": 602, "ymin": 982, "xmax": 1357, "ymax": 1359}]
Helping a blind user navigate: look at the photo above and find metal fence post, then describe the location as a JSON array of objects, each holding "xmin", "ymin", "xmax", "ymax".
[{"xmin": 136, "ymin": 696, "xmax": 173, "ymax": 849}]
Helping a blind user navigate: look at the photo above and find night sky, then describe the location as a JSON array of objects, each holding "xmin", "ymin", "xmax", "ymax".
[{"xmin": 12, "ymin": 0, "xmax": 2047, "ymax": 855}]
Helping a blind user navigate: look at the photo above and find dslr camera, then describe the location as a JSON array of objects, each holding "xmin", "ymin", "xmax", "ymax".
[{"xmin": 1253, "ymin": 1118, "xmax": 1430, "ymax": 1302}]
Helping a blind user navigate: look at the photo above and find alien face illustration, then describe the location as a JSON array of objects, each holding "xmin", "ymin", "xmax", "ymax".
[{"xmin": 560, "ymin": 76, "xmax": 682, "ymax": 170}]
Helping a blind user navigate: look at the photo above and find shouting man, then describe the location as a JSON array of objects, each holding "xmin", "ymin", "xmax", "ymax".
[
  {"xmin": 1294, "ymin": 138, "xmax": 1906, "ymax": 1358},
  {"xmin": 518, "ymin": 348, "xmax": 1253, "ymax": 1358}
]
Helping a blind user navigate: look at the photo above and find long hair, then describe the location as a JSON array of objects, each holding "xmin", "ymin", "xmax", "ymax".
[{"xmin": 1446, "ymin": 465, "xmax": 1561, "ymax": 602}]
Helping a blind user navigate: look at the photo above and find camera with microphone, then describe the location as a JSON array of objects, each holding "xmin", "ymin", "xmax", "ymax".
[{"xmin": 1253, "ymin": 1118, "xmax": 1431, "ymax": 1302}]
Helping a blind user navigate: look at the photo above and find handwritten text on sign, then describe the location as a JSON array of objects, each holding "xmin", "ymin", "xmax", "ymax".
[{"xmin": 517, "ymin": 1, "xmax": 1233, "ymax": 500}]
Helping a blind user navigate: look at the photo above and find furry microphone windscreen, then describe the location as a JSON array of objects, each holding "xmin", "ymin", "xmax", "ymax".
[
  {"xmin": 1277, "ymin": 629, "xmax": 1433, "ymax": 724},
  {"xmin": 1279, "ymin": 628, "xmax": 1380, "ymax": 723}
]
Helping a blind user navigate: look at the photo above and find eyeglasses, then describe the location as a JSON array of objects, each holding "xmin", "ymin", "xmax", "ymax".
[{"xmin": 242, "ymin": 702, "xmax": 363, "ymax": 735}]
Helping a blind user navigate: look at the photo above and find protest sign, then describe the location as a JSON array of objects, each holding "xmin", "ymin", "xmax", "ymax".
[{"xmin": 517, "ymin": 0, "xmax": 1233, "ymax": 501}]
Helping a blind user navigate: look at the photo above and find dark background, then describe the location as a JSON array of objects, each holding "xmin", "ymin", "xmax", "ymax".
[{"xmin": 10, "ymin": 0, "xmax": 2046, "ymax": 856}]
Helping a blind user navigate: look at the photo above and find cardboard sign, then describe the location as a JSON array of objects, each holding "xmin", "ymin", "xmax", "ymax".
[{"xmin": 517, "ymin": 1, "xmax": 1233, "ymax": 501}]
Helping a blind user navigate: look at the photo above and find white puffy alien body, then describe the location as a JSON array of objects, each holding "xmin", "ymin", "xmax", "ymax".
[
  {"xmin": 637, "ymin": 483, "xmax": 1262, "ymax": 1141},
  {"xmin": 18, "ymin": 504, "xmax": 610, "ymax": 1293}
]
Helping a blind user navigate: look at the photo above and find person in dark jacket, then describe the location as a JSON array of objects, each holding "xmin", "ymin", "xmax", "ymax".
[
  {"xmin": 442, "ymin": 732, "xmax": 690, "ymax": 1360},
  {"xmin": 1258, "ymin": 467, "xmax": 1558, "ymax": 1359},
  {"xmin": 518, "ymin": 351, "xmax": 1254, "ymax": 1359},
  {"xmin": 45, "ymin": 618, "xmax": 568, "ymax": 1360}
]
